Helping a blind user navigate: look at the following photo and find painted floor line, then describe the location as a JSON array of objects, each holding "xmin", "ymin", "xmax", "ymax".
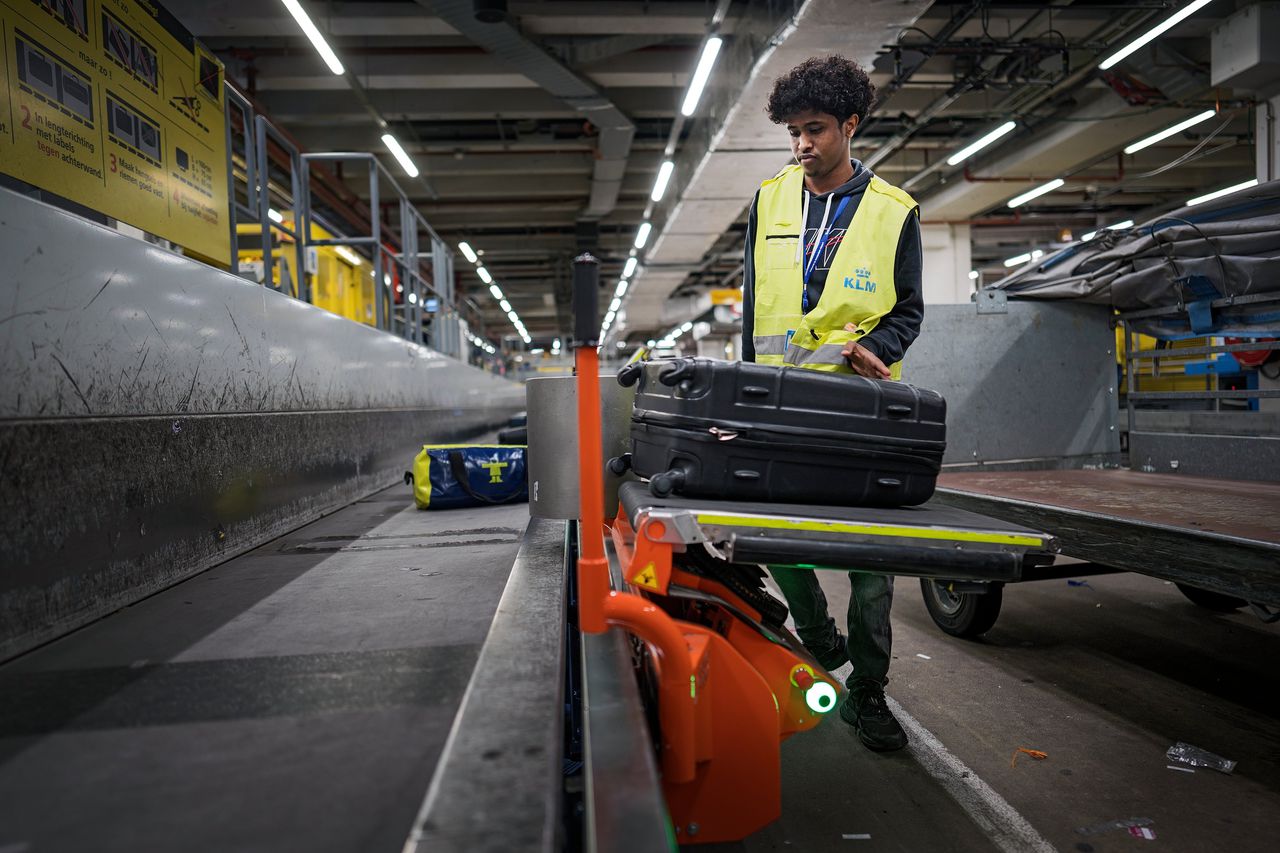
[{"xmin": 887, "ymin": 697, "xmax": 1058, "ymax": 853}]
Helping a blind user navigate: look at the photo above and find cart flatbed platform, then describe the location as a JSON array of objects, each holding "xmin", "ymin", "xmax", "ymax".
[
  {"xmin": 618, "ymin": 481, "xmax": 1057, "ymax": 583},
  {"xmin": 934, "ymin": 470, "xmax": 1280, "ymax": 605}
]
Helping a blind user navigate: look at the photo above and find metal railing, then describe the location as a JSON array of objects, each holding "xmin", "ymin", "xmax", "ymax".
[
  {"xmin": 1121, "ymin": 307, "xmax": 1280, "ymax": 425},
  {"xmin": 224, "ymin": 85, "xmax": 473, "ymax": 358},
  {"xmin": 1120, "ymin": 296, "xmax": 1280, "ymax": 438}
]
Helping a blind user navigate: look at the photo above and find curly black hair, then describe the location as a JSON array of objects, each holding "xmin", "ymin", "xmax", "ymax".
[{"xmin": 766, "ymin": 55, "xmax": 876, "ymax": 126}]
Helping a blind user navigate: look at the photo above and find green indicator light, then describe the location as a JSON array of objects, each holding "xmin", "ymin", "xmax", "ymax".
[
  {"xmin": 690, "ymin": 674, "xmax": 697, "ymax": 699},
  {"xmin": 805, "ymin": 681, "xmax": 837, "ymax": 714}
]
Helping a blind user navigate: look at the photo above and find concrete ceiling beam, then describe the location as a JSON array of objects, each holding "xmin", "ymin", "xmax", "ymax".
[
  {"xmin": 257, "ymin": 87, "xmax": 675, "ymax": 122},
  {"xmin": 162, "ymin": 1, "xmax": 729, "ymax": 39}
]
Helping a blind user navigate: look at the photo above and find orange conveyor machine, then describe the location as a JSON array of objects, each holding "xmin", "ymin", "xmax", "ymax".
[{"xmin": 567, "ymin": 254, "xmax": 1056, "ymax": 845}]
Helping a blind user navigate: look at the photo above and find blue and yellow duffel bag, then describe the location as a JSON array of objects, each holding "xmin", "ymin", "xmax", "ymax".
[{"xmin": 405, "ymin": 444, "xmax": 528, "ymax": 510}]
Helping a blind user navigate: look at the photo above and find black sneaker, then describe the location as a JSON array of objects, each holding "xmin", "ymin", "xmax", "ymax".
[
  {"xmin": 806, "ymin": 631, "xmax": 848, "ymax": 672},
  {"xmin": 839, "ymin": 686, "xmax": 908, "ymax": 751}
]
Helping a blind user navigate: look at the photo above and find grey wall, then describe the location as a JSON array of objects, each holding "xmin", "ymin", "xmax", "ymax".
[
  {"xmin": 0, "ymin": 189, "xmax": 524, "ymax": 660},
  {"xmin": 903, "ymin": 301, "xmax": 1121, "ymax": 468}
]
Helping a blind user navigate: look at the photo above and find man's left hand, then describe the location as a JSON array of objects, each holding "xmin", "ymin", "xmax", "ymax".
[{"xmin": 841, "ymin": 324, "xmax": 891, "ymax": 379}]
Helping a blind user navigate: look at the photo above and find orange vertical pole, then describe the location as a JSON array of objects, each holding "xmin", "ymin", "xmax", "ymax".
[
  {"xmin": 570, "ymin": 254, "xmax": 695, "ymax": 782},
  {"xmin": 572, "ymin": 253, "xmax": 609, "ymax": 634}
]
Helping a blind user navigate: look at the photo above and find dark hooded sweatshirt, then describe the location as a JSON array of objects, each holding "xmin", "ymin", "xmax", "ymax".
[{"xmin": 741, "ymin": 159, "xmax": 923, "ymax": 366}]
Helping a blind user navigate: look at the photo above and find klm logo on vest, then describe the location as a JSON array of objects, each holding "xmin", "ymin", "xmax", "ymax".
[{"xmin": 844, "ymin": 267, "xmax": 877, "ymax": 294}]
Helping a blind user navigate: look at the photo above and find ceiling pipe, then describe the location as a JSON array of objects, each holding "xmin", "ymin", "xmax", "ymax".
[
  {"xmin": 418, "ymin": 0, "xmax": 636, "ymax": 222},
  {"xmin": 920, "ymin": 213, "xmax": 1024, "ymax": 226},
  {"xmin": 962, "ymin": 153, "xmax": 1126, "ymax": 183},
  {"xmin": 860, "ymin": 0, "xmax": 984, "ymax": 146},
  {"xmin": 896, "ymin": 6, "xmax": 1169, "ymax": 193}
]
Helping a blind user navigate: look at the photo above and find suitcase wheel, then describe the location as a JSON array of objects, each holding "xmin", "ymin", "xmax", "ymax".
[
  {"xmin": 607, "ymin": 453, "xmax": 632, "ymax": 475},
  {"xmin": 649, "ymin": 468, "xmax": 686, "ymax": 498},
  {"xmin": 616, "ymin": 362, "xmax": 644, "ymax": 387}
]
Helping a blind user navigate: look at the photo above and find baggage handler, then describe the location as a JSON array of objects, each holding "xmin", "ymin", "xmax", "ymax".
[{"xmin": 742, "ymin": 55, "xmax": 923, "ymax": 751}]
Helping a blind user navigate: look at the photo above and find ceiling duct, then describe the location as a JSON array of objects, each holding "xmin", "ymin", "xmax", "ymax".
[
  {"xmin": 621, "ymin": 0, "xmax": 933, "ymax": 338},
  {"xmin": 419, "ymin": 1, "xmax": 635, "ymax": 220}
]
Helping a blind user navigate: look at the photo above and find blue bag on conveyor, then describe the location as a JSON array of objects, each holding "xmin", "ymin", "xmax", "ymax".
[{"xmin": 405, "ymin": 445, "xmax": 528, "ymax": 510}]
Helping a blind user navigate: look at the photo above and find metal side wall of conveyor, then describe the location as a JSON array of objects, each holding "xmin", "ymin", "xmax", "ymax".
[{"xmin": 0, "ymin": 188, "xmax": 525, "ymax": 661}]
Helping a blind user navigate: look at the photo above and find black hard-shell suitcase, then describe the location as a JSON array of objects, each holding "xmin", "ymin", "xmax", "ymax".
[{"xmin": 615, "ymin": 358, "xmax": 946, "ymax": 507}]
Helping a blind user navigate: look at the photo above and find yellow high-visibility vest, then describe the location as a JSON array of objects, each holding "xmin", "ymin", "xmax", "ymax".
[{"xmin": 751, "ymin": 164, "xmax": 917, "ymax": 379}]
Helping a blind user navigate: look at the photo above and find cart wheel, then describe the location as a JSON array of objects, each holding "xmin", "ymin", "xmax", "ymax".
[
  {"xmin": 920, "ymin": 580, "xmax": 1003, "ymax": 638},
  {"xmin": 1175, "ymin": 583, "xmax": 1247, "ymax": 612}
]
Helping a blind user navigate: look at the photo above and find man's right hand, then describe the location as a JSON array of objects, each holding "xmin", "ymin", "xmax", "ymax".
[{"xmin": 840, "ymin": 324, "xmax": 891, "ymax": 379}]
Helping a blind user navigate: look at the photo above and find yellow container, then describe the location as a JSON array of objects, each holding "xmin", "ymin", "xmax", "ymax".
[
  {"xmin": 237, "ymin": 217, "xmax": 377, "ymax": 326},
  {"xmin": 1116, "ymin": 326, "xmax": 1219, "ymax": 394}
]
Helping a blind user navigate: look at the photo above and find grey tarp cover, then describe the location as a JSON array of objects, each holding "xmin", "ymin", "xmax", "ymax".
[{"xmin": 988, "ymin": 179, "xmax": 1280, "ymax": 337}]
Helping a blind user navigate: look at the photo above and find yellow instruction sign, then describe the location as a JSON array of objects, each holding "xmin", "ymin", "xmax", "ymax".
[{"xmin": 0, "ymin": 0, "xmax": 229, "ymax": 264}]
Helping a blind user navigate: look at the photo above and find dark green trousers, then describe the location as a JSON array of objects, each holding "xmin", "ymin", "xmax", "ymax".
[{"xmin": 771, "ymin": 568, "xmax": 893, "ymax": 689}]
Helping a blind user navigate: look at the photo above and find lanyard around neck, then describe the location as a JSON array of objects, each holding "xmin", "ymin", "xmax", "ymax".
[{"xmin": 802, "ymin": 193, "xmax": 851, "ymax": 312}]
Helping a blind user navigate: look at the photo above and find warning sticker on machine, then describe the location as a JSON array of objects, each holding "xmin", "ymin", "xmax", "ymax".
[{"xmin": 631, "ymin": 563, "xmax": 660, "ymax": 591}]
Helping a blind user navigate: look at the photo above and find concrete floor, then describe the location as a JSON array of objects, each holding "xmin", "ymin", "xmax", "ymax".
[
  {"xmin": 7, "ymin": 486, "xmax": 1280, "ymax": 853},
  {"xmin": 0, "ymin": 486, "xmax": 529, "ymax": 853},
  {"xmin": 713, "ymin": 571, "xmax": 1280, "ymax": 853}
]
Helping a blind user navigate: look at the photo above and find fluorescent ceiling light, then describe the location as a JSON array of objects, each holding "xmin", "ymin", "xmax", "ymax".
[
  {"xmin": 268, "ymin": 208, "xmax": 284, "ymax": 223},
  {"xmin": 622, "ymin": 257, "xmax": 638, "ymax": 278},
  {"xmin": 634, "ymin": 222, "xmax": 652, "ymax": 249},
  {"xmin": 671, "ymin": 327, "xmax": 684, "ymax": 338},
  {"xmin": 279, "ymin": 0, "xmax": 345, "ymax": 75},
  {"xmin": 1007, "ymin": 178, "xmax": 1064, "ymax": 208},
  {"xmin": 647, "ymin": 339, "xmax": 656, "ymax": 347},
  {"xmin": 680, "ymin": 321, "xmax": 693, "ymax": 332},
  {"xmin": 381, "ymin": 133, "xmax": 419, "ymax": 178},
  {"xmin": 1100, "ymin": 0, "xmax": 1218, "ymax": 70},
  {"xmin": 681, "ymin": 36, "xmax": 723, "ymax": 117},
  {"xmin": 507, "ymin": 310, "xmax": 519, "ymax": 322},
  {"xmin": 476, "ymin": 266, "xmax": 493, "ymax": 284},
  {"xmin": 488, "ymin": 283, "xmax": 503, "ymax": 300},
  {"xmin": 458, "ymin": 241, "xmax": 478, "ymax": 263},
  {"xmin": 604, "ymin": 310, "xmax": 616, "ymax": 325},
  {"xmin": 407, "ymin": 292, "xmax": 418, "ymax": 304},
  {"xmin": 335, "ymin": 246, "xmax": 362, "ymax": 266},
  {"xmin": 1003, "ymin": 249, "xmax": 1044, "ymax": 268},
  {"xmin": 968, "ymin": 269, "xmax": 979, "ymax": 280},
  {"xmin": 1083, "ymin": 220, "xmax": 1133, "ymax": 240},
  {"xmin": 1187, "ymin": 178, "xmax": 1258, "ymax": 206},
  {"xmin": 1123, "ymin": 110, "xmax": 1215, "ymax": 155},
  {"xmin": 651, "ymin": 160, "xmax": 675, "ymax": 202},
  {"xmin": 499, "ymin": 299, "xmax": 512, "ymax": 312},
  {"xmin": 617, "ymin": 341, "xmax": 626, "ymax": 348},
  {"xmin": 614, "ymin": 280, "xmax": 628, "ymax": 298},
  {"xmin": 946, "ymin": 121, "xmax": 1017, "ymax": 166},
  {"xmin": 609, "ymin": 297, "xmax": 622, "ymax": 313}
]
